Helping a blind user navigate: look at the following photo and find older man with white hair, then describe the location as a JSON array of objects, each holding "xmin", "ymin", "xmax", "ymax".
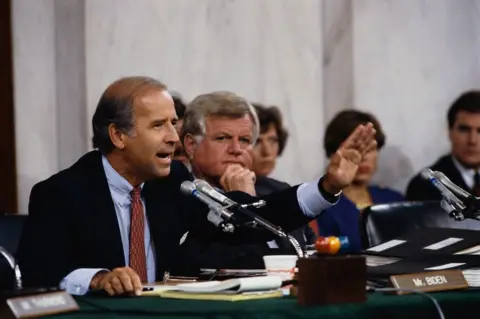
[{"xmin": 182, "ymin": 91, "xmax": 376, "ymax": 269}]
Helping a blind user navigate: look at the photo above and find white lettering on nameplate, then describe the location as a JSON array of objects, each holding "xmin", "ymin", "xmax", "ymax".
[
  {"xmin": 412, "ymin": 276, "xmax": 447, "ymax": 287},
  {"xmin": 31, "ymin": 296, "xmax": 67, "ymax": 308}
]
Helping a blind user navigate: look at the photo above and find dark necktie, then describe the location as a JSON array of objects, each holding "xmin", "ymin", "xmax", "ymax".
[
  {"xmin": 473, "ymin": 172, "xmax": 480, "ymax": 197},
  {"xmin": 129, "ymin": 186, "xmax": 147, "ymax": 283}
]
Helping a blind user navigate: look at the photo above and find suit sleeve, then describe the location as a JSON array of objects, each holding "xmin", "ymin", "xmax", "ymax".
[{"xmin": 16, "ymin": 182, "xmax": 76, "ymax": 288}]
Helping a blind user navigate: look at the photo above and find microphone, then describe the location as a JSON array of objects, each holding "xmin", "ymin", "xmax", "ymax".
[
  {"xmin": 433, "ymin": 171, "xmax": 473, "ymax": 200},
  {"xmin": 192, "ymin": 179, "xmax": 304, "ymax": 258},
  {"xmin": 420, "ymin": 168, "xmax": 466, "ymax": 213},
  {"xmin": 180, "ymin": 181, "xmax": 234, "ymax": 232},
  {"xmin": 194, "ymin": 179, "xmax": 266, "ymax": 208},
  {"xmin": 193, "ymin": 179, "xmax": 236, "ymax": 206},
  {"xmin": 432, "ymin": 171, "xmax": 480, "ymax": 220}
]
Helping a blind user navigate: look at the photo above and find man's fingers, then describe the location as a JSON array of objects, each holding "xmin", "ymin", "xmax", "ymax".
[
  {"xmin": 119, "ymin": 273, "xmax": 134, "ymax": 293},
  {"xmin": 342, "ymin": 149, "xmax": 362, "ymax": 164},
  {"xmin": 364, "ymin": 140, "xmax": 378, "ymax": 155},
  {"xmin": 110, "ymin": 276, "xmax": 125, "ymax": 295},
  {"xmin": 103, "ymin": 282, "xmax": 115, "ymax": 296},
  {"xmin": 340, "ymin": 124, "xmax": 364, "ymax": 149},
  {"xmin": 125, "ymin": 268, "xmax": 143, "ymax": 296}
]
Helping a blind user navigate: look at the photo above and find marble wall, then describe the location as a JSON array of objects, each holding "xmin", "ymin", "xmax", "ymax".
[
  {"xmin": 85, "ymin": 0, "xmax": 326, "ymax": 188},
  {"xmin": 12, "ymin": 0, "xmax": 88, "ymax": 214},
  {"xmin": 11, "ymin": 0, "xmax": 480, "ymax": 213},
  {"xmin": 353, "ymin": 0, "xmax": 480, "ymax": 192},
  {"xmin": 13, "ymin": 0, "xmax": 326, "ymax": 213}
]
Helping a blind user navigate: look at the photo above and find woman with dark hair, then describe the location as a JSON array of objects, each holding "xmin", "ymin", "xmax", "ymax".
[
  {"xmin": 251, "ymin": 104, "xmax": 289, "ymax": 178},
  {"xmin": 252, "ymin": 103, "xmax": 315, "ymax": 249},
  {"xmin": 314, "ymin": 110, "xmax": 404, "ymax": 252}
]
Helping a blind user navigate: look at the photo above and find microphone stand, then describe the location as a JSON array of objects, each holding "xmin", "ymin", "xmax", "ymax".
[
  {"xmin": 226, "ymin": 202, "xmax": 305, "ymax": 258},
  {"xmin": 0, "ymin": 246, "xmax": 59, "ymax": 299},
  {"xmin": 0, "ymin": 247, "xmax": 22, "ymax": 290}
]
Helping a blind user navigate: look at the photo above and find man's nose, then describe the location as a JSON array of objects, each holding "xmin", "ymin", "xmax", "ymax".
[
  {"xmin": 468, "ymin": 131, "xmax": 478, "ymax": 145},
  {"xmin": 228, "ymin": 139, "xmax": 243, "ymax": 155},
  {"xmin": 165, "ymin": 124, "xmax": 180, "ymax": 144}
]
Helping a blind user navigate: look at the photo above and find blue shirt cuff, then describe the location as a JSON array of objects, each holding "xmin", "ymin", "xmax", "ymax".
[
  {"xmin": 297, "ymin": 178, "xmax": 339, "ymax": 218},
  {"xmin": 59, "ymin": 268, "xmax": 109, "ymax": 295}
]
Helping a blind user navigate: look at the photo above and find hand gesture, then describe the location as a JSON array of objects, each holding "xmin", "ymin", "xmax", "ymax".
[
  {"xmin": 323, "ymin": 123, "xmax": 377, "ymax": 194},
  {"xmin": 220, "ymin": 165, "xmax": 257, "ymax": 196}
]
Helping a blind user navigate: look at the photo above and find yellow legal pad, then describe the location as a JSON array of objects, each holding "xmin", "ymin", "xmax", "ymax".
[{"xmin": 143, "ymin": 289, "xmax": 284, "ymax": 301}]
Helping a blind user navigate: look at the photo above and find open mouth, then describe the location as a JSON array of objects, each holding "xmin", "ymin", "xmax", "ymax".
[{"xmin": 156, "ymin": 152, "xmax": 172, "ymax": 160}]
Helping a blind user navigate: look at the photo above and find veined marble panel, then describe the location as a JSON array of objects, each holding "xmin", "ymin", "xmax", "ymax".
[
  {"xmin": 85, "ymin": 0, "xmax": 326, "ymax": 185},
  {"xmin": 353, "ymin": 0, "xmax": 480, "ymax": 192}
]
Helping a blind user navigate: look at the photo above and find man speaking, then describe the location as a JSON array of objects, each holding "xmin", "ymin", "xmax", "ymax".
[{"xmin": 16, "ymin": 76, "xmax": 376, "ymax": 296}]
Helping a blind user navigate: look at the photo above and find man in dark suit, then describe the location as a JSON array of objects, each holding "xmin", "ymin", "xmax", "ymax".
[
  {"xmin": 406, "ymin": 91, "xmax": 480, "ymax": 200},
  {"xmin": 181, "ymin": 94, "xmax": 368, "ymax": 269},
  {"xmin": 16, "ymin": 77, "xmax": 376, "ymax": 296}
]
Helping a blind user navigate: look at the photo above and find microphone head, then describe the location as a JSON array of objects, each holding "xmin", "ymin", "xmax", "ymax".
[
  {"xmin": 420, "ymin": 168, "xmax": 435, "ymax": 180},
  {"xmin": 180, "ymin": 181, "xmax": 196, "ymax": 196},
  {"xmin": 193, "ymin": 179, "xmax": 211, "ymax": 192}
]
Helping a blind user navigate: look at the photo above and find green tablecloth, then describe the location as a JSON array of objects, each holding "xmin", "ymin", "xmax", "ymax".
[{"xmin": 43, "ymin": 290, "xmax": 480, "ymax": 319}]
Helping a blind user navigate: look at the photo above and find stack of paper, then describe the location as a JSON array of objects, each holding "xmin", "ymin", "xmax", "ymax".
[{"xmin": 142, "ymin": 276, "xmax": 285, "ymax": 301}]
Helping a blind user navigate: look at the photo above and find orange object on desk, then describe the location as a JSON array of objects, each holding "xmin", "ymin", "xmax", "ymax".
[{"xmin": 315, "ymin": 236, "xmax": 349, "ymax": 255}]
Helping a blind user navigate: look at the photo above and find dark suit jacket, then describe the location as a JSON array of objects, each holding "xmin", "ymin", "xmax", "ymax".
[
  {"xmin": 195, "ymin": 176, "xmax": 316, "ymax": 270},
  {"xmin": 255, "ymin": 176, "xmax": 316, "ymax": 250},
  {"xmin": 406, "ymin": 155, "xmax": 470, "ymax": 201},
  {"xmin": 16, "ymin": 151, "xmax": 311, "ymax": 288}
]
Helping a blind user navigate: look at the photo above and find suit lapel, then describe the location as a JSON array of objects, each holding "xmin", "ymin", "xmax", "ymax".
[
  {"xmin": 442, "ymin": 156, "xmax": 471, "ymax": 190},
  {"xmin": 86, "ymin": 152, "xmax": 125, "ymax": 268},
  {"xmin": 143, "ymin": 178, "xmax": 184, "ymax": 277}
]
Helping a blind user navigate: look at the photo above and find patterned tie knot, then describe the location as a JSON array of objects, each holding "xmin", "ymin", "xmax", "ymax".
[{"xmin": 131, "ymin": 186, "xmax": 142, "ymax": 200}]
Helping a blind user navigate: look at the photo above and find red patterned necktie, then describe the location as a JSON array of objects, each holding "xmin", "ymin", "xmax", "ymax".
[{"xmin": 129, "ymin": 186, "xmax": 147, "ymax": 283}]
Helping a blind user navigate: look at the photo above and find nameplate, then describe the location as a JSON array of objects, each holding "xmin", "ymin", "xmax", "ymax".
[
  {"xmin": 4, "ymin": 291, "xmax": 78, "ymax": 318},
  {"xmin": 390, "ymin": 270, "xmax": 468, "ymax": 295}
]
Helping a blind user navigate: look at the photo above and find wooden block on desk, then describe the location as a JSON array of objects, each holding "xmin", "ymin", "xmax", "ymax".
[{"xmin": 297, "ymin": 255, "xmax": 366, "ymax": 306}]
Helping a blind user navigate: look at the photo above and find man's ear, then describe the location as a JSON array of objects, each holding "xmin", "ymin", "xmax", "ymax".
[
  {"xmin": 183, "ymin": 134, "xmax": 197, "ymax": 159},
  {"xmin": 108, "ymin": 124, "xmax": 128, "ymax": 150}
]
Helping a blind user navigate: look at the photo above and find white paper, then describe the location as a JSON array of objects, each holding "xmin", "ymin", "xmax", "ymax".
[
  {"xmin": 366, "ymin": 239, "xmax": 406, "ymax": 252},
  {"xmin": 423, "ymin": 237, "xmax": 463, "ymax": 250},
  {"xmin": 425, "ymin": 263, "xmax": 465, "ymax": 270}
]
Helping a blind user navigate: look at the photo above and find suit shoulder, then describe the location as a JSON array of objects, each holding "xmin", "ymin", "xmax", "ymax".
[
  {"xmin": 169, "ymin": 160, "xmax": 193, "ymax": 181},
  {"xmin": 257, "ymin": 176, "xmax": 290, "ymax": 190},
  {"xmin": 30, "ymin": 151, "xmax": 104, "ymax": 200}
]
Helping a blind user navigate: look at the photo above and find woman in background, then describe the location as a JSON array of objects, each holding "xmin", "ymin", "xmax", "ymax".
[
  {"xmin": 252, "ymin": 103, "xmax": 316, "ymax": 248},
  {"xmin": 314, "ymin": 110, "xmax": 405, "ymax": 252}
]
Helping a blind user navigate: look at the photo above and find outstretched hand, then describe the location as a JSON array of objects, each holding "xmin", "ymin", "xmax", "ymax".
[{"xmin": 323, "ymin": 123, "xmax": 377, "ymax": 194}]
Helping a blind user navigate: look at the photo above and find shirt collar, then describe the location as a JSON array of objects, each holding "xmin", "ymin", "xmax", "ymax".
[
  {"xmin": 102, "ymin": 155, "xmax": 144, "ymax": 207},
  {"xmin": 451, "ymin": 155, "xmax": 476, "ymax": 189}
]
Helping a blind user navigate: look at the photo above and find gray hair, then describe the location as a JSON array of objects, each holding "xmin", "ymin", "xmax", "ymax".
[
  {"xmin": 181, "ymin": 91, "xmax": 259, "ymax": 144},
  {"xmin": 91, "ymin": 76, "xmax": 167, "ymax": 154}
]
